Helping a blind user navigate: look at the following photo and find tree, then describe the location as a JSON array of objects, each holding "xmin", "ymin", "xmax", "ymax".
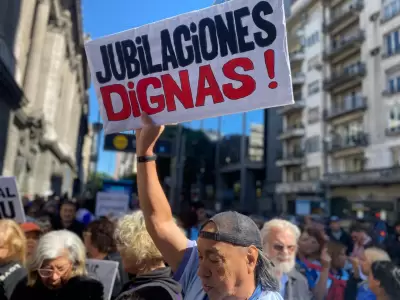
[{"xmin": 87, "ymin": 171, "xmax": 112, "ymax": 191}]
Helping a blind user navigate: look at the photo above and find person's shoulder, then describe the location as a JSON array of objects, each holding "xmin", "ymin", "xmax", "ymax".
[
  {"xmin": 288, "ymin": 268, "xmax": 309, "ymax": 285},
  {"xmin": 259, "ymin": 291, "xmax": 283, "ymax": 300},
  {"xmin": 68, "ymin": 275, "xmax": 103, "ymax": 290}
]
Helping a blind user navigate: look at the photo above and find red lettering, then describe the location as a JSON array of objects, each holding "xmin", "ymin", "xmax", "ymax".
[
  {"xmin": 127, "ymin": 81, "xmax": 141, "ymax": 117},
  {"xmin": 100, "ymin": 84, "xmax": 131, "ymax": 121},
  {"xmin": 195, "ymin": 65, "xmax": 224, "ymax": 107},
  {"xmin": 222, "ymin": 58, "xmax": 256, "ymax": 100},
  {"xmin": 136, "ymin": 77, "xmax": 165, "ymax": 115},
  {"xmin": 161, "ymin": 70, "xmax": 194, "ymax": 112}
]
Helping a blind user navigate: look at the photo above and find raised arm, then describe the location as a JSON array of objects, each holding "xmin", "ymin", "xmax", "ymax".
[{"xmin": 135, "ymin": 114, "xmax": 189, "ymax": 272}]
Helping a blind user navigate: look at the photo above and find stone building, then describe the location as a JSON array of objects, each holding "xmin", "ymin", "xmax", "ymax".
[{"xmin": 0, "ymin": 0, "xmax": 89, "ymax": 197}]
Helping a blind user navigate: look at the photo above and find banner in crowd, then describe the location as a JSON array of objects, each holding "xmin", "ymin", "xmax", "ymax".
[
  {"xmin": 86, "ymin": 259, "xmax": 119, "ymax": 300},
  {"xmin": 95, "ymin": 192, "xmax": 129, "ymax": 218},
  {"xmin": 0, "ymin": 176, "xmax": 26, "ymax": 223},
  {"xmin": 85, "ymin": 0, "xmax": 293, "ymax": 134}
]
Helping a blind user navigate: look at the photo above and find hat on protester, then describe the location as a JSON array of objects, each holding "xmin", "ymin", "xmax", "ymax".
[
  {"xmin": 20, "ymin": 222, "xmax": 41, "ymax": 233},
  {"xmin": 199, "ymin": 211, "xmax": 263, "ymax": 249},
  {"xmin": 330, "ymin": 216, "xmax": 340, "ymax": 222}
]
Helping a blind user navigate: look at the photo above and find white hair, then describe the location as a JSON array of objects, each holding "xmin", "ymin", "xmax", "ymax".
[
  {"xmin": 261, "ymin": 219, "xmax": 301, "ymax": 244},
  {"xmin": 28, "ymin": 230, "xmax": 87, "ymax": 286}
]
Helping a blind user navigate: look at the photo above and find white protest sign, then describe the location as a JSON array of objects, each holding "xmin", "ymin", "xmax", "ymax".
[
  {"xmin": 86, "ymin": 259, "xmax": 119, "ymax": 300},
  {"xmin": 95, "ymin": 192, "xmax": 129, "ymax": 218},
  {"xmin": 0, "ymin": 177, "xmax": 26, "ymax": 223},
  {"xmin": 85, "ymin": 0, "xmax": 293, "ymax": 134}
]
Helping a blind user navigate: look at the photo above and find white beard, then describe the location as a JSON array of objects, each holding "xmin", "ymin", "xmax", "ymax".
[{"xmin": 273, "ymin": 257, "xmax": 295, "ymax": 274}]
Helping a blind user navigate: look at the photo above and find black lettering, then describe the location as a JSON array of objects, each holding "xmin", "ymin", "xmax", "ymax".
[
  {"xmin": 0, "ymin": 201, "xmax": 16, "ymax": 219},
  {"xmin": 234, "ymin": 7, "xmax": 255, "ymax": 53},
  {"xmin": 142, "ymin": 35, "xmax": 162, "ymax": 73},
  {"xmin": 160, "ymin": 29, "xmax": 179, "ymax": 71},
  {"xmin": 214, "ymin": 12, "xmax": 239, "ymax": 57},
  {"xmin": 136, "ymin": 36, "xmax": 149, "ymax": 76},
  {"xmin": 96, "ymin": 45, "xmax": 112, "ymax": 84},
  {"xmin": 121, "ymin": 40, "xmax": 141, "ymax": 79},
  {"xmin": 252, "ymin": 1, "xmax": 277, "ymax": 47},
  {"xmin": 107, "ymin": 42, "xmax": 126, "ymax": 81},
  {"xmin": 198, "ymin": 18, "xmax": 219, "ymax": 61},
  {"xmin": 189, "ymin": 23, "xmax": 202, "ymax": 64},
  {"xmin": 173, "ymin": 25, "xmax": 194, "ymax": 67}
]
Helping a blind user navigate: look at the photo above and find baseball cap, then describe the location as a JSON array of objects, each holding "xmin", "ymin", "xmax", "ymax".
[
  {"xmin": 330, "ymin": 216, "xmax": 340, "ymax": 222},
  {"xmin": 199, "ymin": 211, "xmax": 263, "ymax": 249},
  {"xmin": 20, "ymin": 222, "xmax": 41, "ymax": 233}
]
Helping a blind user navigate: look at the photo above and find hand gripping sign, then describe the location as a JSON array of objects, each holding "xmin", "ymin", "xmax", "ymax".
[{"xmin": 85, "ymin": 0, "xmax": 293, "ymax": 134}]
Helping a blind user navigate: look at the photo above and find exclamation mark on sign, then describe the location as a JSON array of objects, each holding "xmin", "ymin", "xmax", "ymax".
[{"xmin": 264, "ymin": 50, "xmax": 278, "ymax": 89}]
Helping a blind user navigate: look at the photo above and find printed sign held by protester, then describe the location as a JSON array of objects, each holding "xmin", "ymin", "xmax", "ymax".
[
  {"xmin": 85, "ymin": 0, "xmax": 293, "ymax": 134},
  {"xmin": 95, "ymin": 192, "xmax": 129, "ymax": 218},
  {"xmin": 86, "ymin": 259, "xmax": 119, "ymax": 300},
  {"xmin": 0, "ymin": 176, "xmax": 26, "ymax": 223}
]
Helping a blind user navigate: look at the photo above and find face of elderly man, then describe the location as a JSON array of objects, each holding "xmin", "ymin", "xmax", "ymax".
[{"xmin": 263, "ymin": 226, "xmax": 297, "ymax": 274}]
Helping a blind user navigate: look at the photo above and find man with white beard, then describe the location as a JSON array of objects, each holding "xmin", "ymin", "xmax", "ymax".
[{"xmin": 261, "ymin": 219, "xmax": 312, "ymax": 300}]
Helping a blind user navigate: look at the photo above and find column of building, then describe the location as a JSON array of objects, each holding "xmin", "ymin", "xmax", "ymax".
[
  {"xmin": 13, "ymin": 0, "xmax": 38, "ymax": 85},
  {"xmin": 23, "ymin": 0, "xmax": 51, "ymax": 108}
]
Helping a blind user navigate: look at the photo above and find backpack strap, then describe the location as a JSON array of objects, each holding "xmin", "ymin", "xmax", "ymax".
[{"xmin": 302, "ymin": 260, "xmax": 347, "ymax": 283}]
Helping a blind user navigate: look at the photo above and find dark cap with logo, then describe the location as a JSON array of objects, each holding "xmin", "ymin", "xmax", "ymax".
[{"xmin": 199, "ymin": 211, "xmax": 263, "ymax": 249}]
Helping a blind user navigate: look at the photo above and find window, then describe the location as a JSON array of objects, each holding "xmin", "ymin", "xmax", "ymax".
[
  {"xmin": 305, "ymin": 136, "xmax": 320, "ymax": 153},
  {"xmin": 382, "ymin": 0, "xmax": 400, "ymax": 22},
  {"xmin": 344, "ymin": 156, "xmax": 365, "ymax": 172},
  {"xmin": 305, "ymin": 31, "xmax": 319, "ymax": 47},
  {"xmin": 332, "ymin": 90, "xmax": 363, "ymax": 112},
  {"xmin": 385, "ymin": 28, "xmax": 400, "ymax": 56},
  {"xmin": 308, "ymin": 107, "xmax": 319, "ymax": 124},
  {"xmin": 304, "ymin": 167, "xmax": 320, "ymax": 180},
  {"xmin": 308, "ymin": 55, "xmax": 320, "ymax": 71},
  {"xmin": 287, "ymin": 167, "xmax": 302, "ymax": 182},
  {"xmin": 388, "ymin": 105, "xmax": 400, "ymax": 129},
  {"xmin": 391, "ymin": 147, "xmax": 400, "ymax": 166},
  {"xmin": 387, "ymin": 73, "xmax": 400, "ymax": 94},
  {"xmin": 308, "ymin": 80, "xmax": 320, "ymax": 95}
]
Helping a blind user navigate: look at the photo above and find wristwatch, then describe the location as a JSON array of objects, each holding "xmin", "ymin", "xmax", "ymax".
[{"xmin": 137, "ymin": 155, "xmax": 157, "ymax": 163}]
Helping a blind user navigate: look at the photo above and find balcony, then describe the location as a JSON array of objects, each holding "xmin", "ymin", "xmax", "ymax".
[
  {"xmin": 278, "ymin": 124, "xmax": 305, "ymax": 140},
  {"xmin": 276, "ymin": 181, "xmax": 323, "ymax": 194},
  {"xmin": 292, "ymin": 72, "xmax": 306, "ymax": 87},
  {"xmin": 323, "ymin": 1, "xmax": 364, "ymax": 33},
  {"xmin": 385, "ymin": 126, "xmax": 400, "ymax": 137},
  {"xmin": 324, "ymin": 63, "xmax": 366, "ymax": 91},
  {"xmin": 325, "ymin": 96, "xmax": 367, "ymax": 121},
  {"xmin": 277, "ymin": 99, "xmax": 305, "ymax": 115},
  {"xmin": 328, "ymin": 132, "xmax": 369, "ymax": 153},
  {"xmin": 276, "ymin": 150, "xmax": 305, "ymax": 167},
  {"xmin": 323, "ymin": 31, "xmax": 365, "ymax": 61},
  {"xmin": 289, "ymin": 49, "xmax": 305, "ymax": 65},
  {"xmin": 325, "ymin": 167, "xmax": 400, "ymax": 187}
]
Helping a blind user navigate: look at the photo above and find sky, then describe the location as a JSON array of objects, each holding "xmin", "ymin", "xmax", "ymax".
[{"xmin": 82, "ymin": 0, "xmax": 264, "ymax": 175}]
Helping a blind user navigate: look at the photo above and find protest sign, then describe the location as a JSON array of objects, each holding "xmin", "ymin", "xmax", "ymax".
[
  {"xmin": 95, "ymin": 192, "xmax": 129, "ymax": 218},
  {"xmin": 85, "ymin": 0, "xmax": 293, "ymax": 134},
  {"xmin": 0, "ymin": 177, "xmax": 26, "ymax": 223},
  {"xmin": 86, "ymin": 259, "xmax": 118, "ymax": 300}
]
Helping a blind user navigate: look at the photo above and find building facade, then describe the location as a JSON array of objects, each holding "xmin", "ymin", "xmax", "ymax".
[
  {"xmin": 278, "ymin": 0, "xmax": 400, "ymax": 219},
  {"xmin": 0, "ymin": 0, "xmax": 89, "ymax": 197},
  {"xmin": 114, "ymin": 152, "xmax": 137, "ymax": 179}
]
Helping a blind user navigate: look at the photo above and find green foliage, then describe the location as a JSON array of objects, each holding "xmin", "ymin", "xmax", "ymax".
[{"xmin": 87, "ymin": 171, "xmax": 112, "ymax": 191}]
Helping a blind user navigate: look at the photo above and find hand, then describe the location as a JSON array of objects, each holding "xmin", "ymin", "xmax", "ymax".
[
  {"xmin": 349, "ymin": 257, "xmax": 360, "ymax": 278},
  {"xmin": 320, "ymin": 247, "xmax": 331, "ymax": 269},
  {"xmin": 135, "ymin": 113, "xmax": 164, "ymax": 156}
]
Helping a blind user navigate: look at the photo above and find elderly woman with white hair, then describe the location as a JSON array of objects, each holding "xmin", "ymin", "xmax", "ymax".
[
  {"xmin": 114, "ymin": 211, "xmax": 182, "ymax": 300},
  {"xmin": 11, "ymin": 230, "xmax": 103, "ymax": 300}
]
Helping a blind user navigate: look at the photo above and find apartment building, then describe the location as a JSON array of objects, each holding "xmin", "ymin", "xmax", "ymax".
[{"xmin": 277, "ymin": 0, "xmax": 400, "ymax": 219}]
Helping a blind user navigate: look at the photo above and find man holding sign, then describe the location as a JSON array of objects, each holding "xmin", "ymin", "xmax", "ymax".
[{"xmin": 85, "ymin": 0, "xmax": 293, "ymax": 134}]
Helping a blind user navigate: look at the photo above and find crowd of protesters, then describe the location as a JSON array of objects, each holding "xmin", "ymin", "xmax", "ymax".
[{"xmin": 1, "ymin": 114, "xmax": 400, "ymax": 300}]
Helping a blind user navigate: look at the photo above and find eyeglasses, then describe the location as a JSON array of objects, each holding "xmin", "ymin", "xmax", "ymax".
[
  {"xmin": 273, "ymin": 244, "xmax": 297, "ymax": 253},
  {"xmin": 38, "ymin": 264, "xmax": 71, "ymax": 278}
]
